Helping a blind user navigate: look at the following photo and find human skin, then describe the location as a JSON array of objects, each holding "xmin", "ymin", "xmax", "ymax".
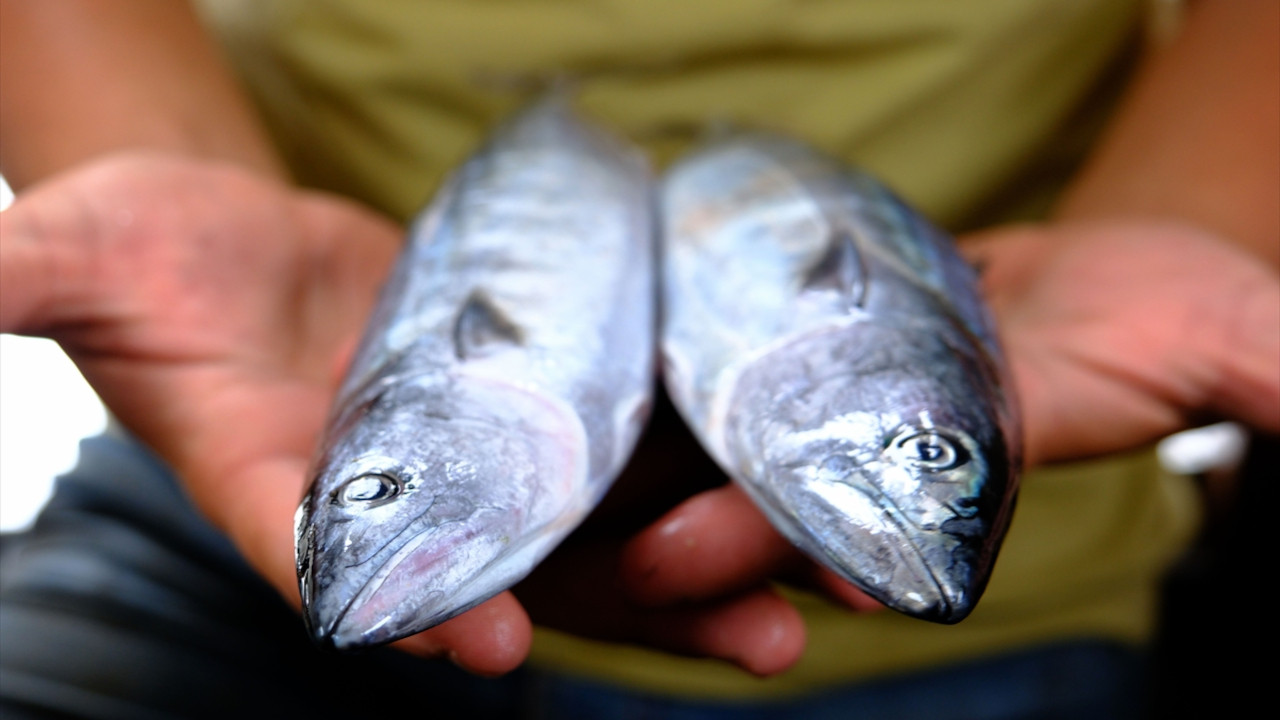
[{"xmin": 1, "ymin": 0, "xmax": 1276, "ymax": 677}]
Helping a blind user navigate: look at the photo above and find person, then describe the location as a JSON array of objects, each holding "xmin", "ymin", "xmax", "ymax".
[{"xmin": 0, "ymin": 0, "xmax": 1276, "ymax": 717}]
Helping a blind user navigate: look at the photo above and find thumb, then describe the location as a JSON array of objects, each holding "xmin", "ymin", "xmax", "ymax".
[
  {"xmin": 1195, "ymin": 267, "xmax": 1280, "ymax": 432},
  {"xmin": 0, "ymin": 180, "xmax": 112, "ymax": 334}
]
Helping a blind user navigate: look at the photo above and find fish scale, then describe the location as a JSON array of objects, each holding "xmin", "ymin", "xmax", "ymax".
[
  {"xmin": 296, "ymin": 95, "xmax": 654, "ymax": 650},
  {"xmin": 661, "ymin": 132, "xmax": 1021, "ymax": 623}
]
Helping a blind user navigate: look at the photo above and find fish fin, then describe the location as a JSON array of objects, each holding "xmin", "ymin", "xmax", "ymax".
[
  {"xmin": 453, "ymin": 291, "xmax": 524, "ymax": 361},
  {"xmin": 801, "ymin": 229, "xmax": 866, "ymax": 309}
]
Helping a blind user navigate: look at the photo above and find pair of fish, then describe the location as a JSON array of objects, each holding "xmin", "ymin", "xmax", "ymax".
[{"xmin": 295, "ymin": 96, "xmax": 1021, "ymax": 650}]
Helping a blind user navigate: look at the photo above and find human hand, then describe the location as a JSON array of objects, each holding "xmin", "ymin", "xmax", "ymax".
[
  {"xmin": 0, "ymin": 154, "xmax": 539, "ymax": 674},
  {"xmin": 965, "ymin": 221, "xmax": 1279, "ymax": 464},
  {"xmin": 604, "ymin": 220, "xmax": 1279, "ymax": 673}
]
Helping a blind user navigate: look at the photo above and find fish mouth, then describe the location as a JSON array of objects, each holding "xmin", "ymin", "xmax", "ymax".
[
  {"xmin": 302, "ymin": 499, "xmax": 582, "ymax": 650},
  {"xmin": 307, "ymin": 529, "xmax": 450, "ymax": 651},
  {"xmin": 758, "ymin": 472, "xmax": 979, "ymax": 624},
  {"xmin": 850, "ymin": 483, "xmax": 975, "ymax": 623},
  {"xmin": 298, "ymin": 377, "xmax": 595, "ymax": 650},
  {"xmin": 303, "ymin": 509, "xmax": 514, "ymax": 650}
]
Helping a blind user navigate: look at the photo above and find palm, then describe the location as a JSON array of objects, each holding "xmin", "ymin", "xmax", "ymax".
[{"xmin": 2, "ymin": 155, "xmax": 401, "ymax": 598}]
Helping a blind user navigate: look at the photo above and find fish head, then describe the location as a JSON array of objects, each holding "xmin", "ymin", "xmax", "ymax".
[
  {"xmin": 296, "ymin": 372, "xmax": 587, "ymax": 649},
  {"xmin": 724, "ymin": 322, "xmax": 1019, "ymax": 623}
]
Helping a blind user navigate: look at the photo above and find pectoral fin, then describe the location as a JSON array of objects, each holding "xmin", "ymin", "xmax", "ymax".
[
  {"xmin": 802, "ymin": 229, "xmax": 866, "ymax": 310},
  {"xmin": 454, "ymin": 291, "xmax": 524, "ymax": 360}
]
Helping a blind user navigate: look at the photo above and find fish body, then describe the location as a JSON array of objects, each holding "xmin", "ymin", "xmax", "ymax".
[
  {"xmin": 296, "ymin": 98, "xmax": 654, "ymax": 649},
  {"xmin": 661, "ymin": 134, "xmax": 1021, "ymax": 623}
]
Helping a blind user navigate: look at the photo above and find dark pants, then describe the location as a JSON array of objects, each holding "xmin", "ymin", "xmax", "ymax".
[{"xmin": 0, "ymin": 434, "xmax": 1144, "ymax": 719}]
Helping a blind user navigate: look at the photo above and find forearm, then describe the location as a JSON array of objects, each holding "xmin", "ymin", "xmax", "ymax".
[
  {"xmin": 0, "ymin": 0, "xmax": 284, "ymax": 188},
  {"xmin": 1055, "ymin": 0, "xmax": 1279, "ymax": 267}
]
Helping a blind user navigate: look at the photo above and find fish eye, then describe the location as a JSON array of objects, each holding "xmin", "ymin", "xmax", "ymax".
[
  {"xmin": 334, "ymin": 473, "xmax": 402, "ymax": 507},
  {"xmin": 890, "ymin": 431, "xmax": 970, "ymax": 472}
]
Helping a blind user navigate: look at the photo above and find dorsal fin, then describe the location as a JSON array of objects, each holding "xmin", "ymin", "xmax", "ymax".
[
  {"xmin": 801, "ymin": 228, "xmax": 866, "ymax": 310},
  {"xmin": 453, "ymin": 291, "xmax": 524, "ymax": 360}
]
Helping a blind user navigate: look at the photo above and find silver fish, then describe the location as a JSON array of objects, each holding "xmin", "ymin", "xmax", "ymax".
[
  {"xmin": 296, "ymin": 97, "xmax": 654, "ymax": 649},
  {"xmin": 660, "ymin": 133, "xmax": 1021, "ymax": 623}
]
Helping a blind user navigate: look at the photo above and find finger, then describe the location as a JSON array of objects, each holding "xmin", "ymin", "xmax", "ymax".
[
  {"xmin": 619, "ymin": 485, "xmax": 881, "ymax": 613},
  {"xmin": 519, "ymin": 539, "xmax": 806, "ymax": 677},
  {"xmin": 630, "ymin": 585, "xmax": 806, "ymax": 677},
  {"xmin": 0, "ymin": 180, "xmax": 105, "ymax": 333},
  {"xmin": 393, "ymin": 592, "xmax": 533, "ymax": 677},
  {"xmin": 0, "ymin": 155, "xmax": 265, "ymax": 339},
  {"xmin": 619, "ymin": 486, "xmax": 795, "ymax": 606},
  {"xmin": 1201, "ymin": 267, "xmax": 1280, "ymax": 432}
]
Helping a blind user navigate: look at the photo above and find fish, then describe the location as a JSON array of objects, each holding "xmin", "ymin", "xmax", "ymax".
[
  {"xmin": 295, "ymin": 96, "xmax": 655, "ymax": 649},
  {"xmin": 660, "ymin": 132, "xmax": 1021, "ymax": 623}
]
